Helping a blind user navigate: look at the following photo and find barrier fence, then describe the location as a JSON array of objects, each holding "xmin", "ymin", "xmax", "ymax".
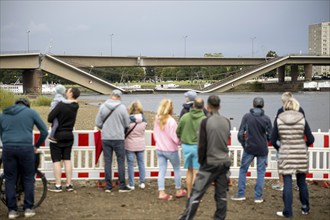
[{"xmin": 0, "ymin": 128, "xmax": 329, "ymax": 181}]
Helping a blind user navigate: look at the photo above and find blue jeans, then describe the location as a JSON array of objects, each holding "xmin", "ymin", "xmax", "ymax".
[
  {"xmin": 156, "ymin": 150, "xmax": 181, "ymax": 191},
  {"xmin": 126, "ymin": 150, "xmax": 145, "ymax": 186},
  {"xmin": 2, "ymin": 146, "xmax": 35, "ymax": 211},
  {"xmin": 102, "ymin": 140, "xmax": 126, "ymax": 189},
  {"xmin": 237, "ymin": 151, "xmax": 267, "ymax": 199},
  {"xmin": 282, "ymin": 173, "xmax": 309, "ymax": 217}
]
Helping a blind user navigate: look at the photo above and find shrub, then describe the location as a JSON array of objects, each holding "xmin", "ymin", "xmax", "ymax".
[
  {"xmin": 0, "ymin": 89, "xmax": 16, "ymax": 111},
  {"xmin": 33, "ymin": 96, "xmax": 52, "ymax": 107}
]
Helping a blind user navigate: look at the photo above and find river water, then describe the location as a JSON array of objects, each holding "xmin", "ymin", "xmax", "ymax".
[{"xmin": 81, "ymin": 91, "xmax": 330, "ymax": 132}]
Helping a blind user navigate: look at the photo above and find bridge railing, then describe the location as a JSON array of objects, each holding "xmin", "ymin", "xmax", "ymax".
[{"xmin": 0, "ymin": 128, "xmax": 329, "ymax": 181}]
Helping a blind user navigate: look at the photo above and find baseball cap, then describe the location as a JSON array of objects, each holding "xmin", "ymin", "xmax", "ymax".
[
  {"xmin": 112, "ymin": 89, "xmax": 122, "ymax": 97},
  {"xmin": 184, "ymin": 90, "xmax": 197, "ymax": 101}
]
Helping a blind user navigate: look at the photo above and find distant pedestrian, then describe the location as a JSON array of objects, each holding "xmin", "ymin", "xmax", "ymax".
[
  {"xmin": 179, "ymin": 90, "xmax": 207, "ymax": 118},
  {"xmin": 48, "ymin": 87, "xmax": 80, "ymax": 193},
  {"xmin": 179, "ymin": 95, "xmax": 231, "ymax": 220},
  {"xmin": 0, "ymin": 98, "xmax": 48, "ymax": 219},
  {"xmin": 95, "ymin": 90, "xmax": 131, "ymax": 193},
  {"xmin": 48, "ymin": 84, "xmax": 71, "ymax": 143},
  {"xmin": 272, "ymin": 92, "xmax": 305, "ymax": 192},
  {"xmin": 125, "ymin": 100, "xmax": 147, "ymax": 190},
  {"xmin": 271, "ymin": 98, "xmax": 314, "ymax": 218},
  {"xmin": 154, "ymin": 99, "xmax": 186, "ymax": 200},
  {"xmin": 176, "ymin": 97, "xmax": 206, "ymax": 198},
  {"xmin": 231, "ymin": 97, "xmax": 272, "ymax": 203}
]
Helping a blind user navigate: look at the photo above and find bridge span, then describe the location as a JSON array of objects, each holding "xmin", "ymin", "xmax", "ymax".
[{"xmin": 0, "ymin": 53, "xmax": 329, "ymax": 94}]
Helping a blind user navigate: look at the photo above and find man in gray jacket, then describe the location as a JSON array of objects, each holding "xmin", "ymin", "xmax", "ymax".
[
  {"xmin": 179, "ymin": 95, "xmax": 231, "ymax": 220},
  {"xmin": 95, "ymin": 90, "xmax": 131, "ymax": 192}
]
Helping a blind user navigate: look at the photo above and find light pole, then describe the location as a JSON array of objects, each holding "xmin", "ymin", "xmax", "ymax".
[
  {"xmin": 184, "ymin": 35, "xmax": 188, "ymax": 57},
  {"xmin": 250, "ymin": 37, "xmax": 256, "ymax": 57},
  {"xmin": 110, "ymin": 34, "xmax": 114, "ymax": 56},
  {"xmin": 27, "ymin": 30, "xmax": 30, "ymax": 53}
]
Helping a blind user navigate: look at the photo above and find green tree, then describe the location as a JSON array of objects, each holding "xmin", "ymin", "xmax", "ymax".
[
  {"xmin": 266, "ymin": 50, "xmax": 278, "ymax": 58},
  {"xmin": 264, "ymin": 50, "xmax": 279, "ymax": 77}
]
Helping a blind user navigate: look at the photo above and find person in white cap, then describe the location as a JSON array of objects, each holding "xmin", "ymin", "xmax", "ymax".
[{"xmin": 180, "ymin": 90, "xmax": 207, "ymax": 118}]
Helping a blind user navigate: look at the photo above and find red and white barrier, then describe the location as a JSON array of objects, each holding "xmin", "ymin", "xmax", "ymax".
[{"xmin": 1, "ymin": 129, "xmax": 329, "ymax": 181}]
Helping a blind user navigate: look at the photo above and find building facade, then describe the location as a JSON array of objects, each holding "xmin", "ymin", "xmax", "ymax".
[{"xmin": 308, "ymin": 22, "xmax": 330, "ymax": 76}]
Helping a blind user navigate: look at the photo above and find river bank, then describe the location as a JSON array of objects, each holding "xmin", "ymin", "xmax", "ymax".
[{"xmin": 34, "ymin": 103, "xmax": 159, "ymax": 131}]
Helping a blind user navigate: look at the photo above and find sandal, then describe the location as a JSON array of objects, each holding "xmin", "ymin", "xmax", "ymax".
[
  {"xmin": 175, "ymin": 189, "xmax": 187, "ymax": 198},
  {"xmin": 159, "ymin": 194, "xmax": 173, "ymax": 200}
]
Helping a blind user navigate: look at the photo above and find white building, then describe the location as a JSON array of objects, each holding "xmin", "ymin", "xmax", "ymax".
[{"xmin": 308, "ymin": 22, "xmax": 330, "ymax": 76}]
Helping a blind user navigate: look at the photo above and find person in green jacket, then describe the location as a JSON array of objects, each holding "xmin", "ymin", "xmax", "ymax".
[{"xmin": 176, "ymin": 98, "xmax": 206, "ymax": 198}]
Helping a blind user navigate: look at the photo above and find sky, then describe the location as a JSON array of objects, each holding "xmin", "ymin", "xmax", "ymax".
[{"xmin": 1, "ymin": 0, "xmax": 329, "ymax": 58}]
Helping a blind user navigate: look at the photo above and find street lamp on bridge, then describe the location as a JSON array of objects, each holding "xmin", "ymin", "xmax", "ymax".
[
  {"xmin": 250, "ymin": 37, "xmax": 256, "ymax": 57},
  {"xmin": 110, "ymin": 33, "xmax": 114, "ymax": 56},
  {"xmin": 184, "ymin": 35, "xmax": 188, "ymax": 57},
  {"xmin": 27, "ymin": 30, "xmax": 30, "ymax": 53}
]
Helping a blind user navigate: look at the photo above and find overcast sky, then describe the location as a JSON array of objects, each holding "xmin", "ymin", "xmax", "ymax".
[{"xmin": 1, "ymin": 0, "xmax": 329, "ymax": 57}]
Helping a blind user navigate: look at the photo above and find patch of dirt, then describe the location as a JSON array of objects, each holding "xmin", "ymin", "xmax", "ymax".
[{"xmin": 1, "ymin": 179, "xmax": 329, "ymax": 219}]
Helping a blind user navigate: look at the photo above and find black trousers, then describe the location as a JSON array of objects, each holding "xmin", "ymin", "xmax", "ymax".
[{"xmin": 179, "ymin": 161, "xmax": 230, "ymax": 220}]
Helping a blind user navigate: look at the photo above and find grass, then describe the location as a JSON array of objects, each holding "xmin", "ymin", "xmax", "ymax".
[
  {"xmin": 33, "ymin": 96, "xmax": 52, "ymax": 107},
  {"xmin": 0, "ymin": 88, "xmax": 16, "ymax": 111},
  {"xmin": 0, "ymin": 89, "xmax": 52, "ymax": 111}
]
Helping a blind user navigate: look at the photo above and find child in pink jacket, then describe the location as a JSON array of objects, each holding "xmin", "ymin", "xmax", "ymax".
[
  {"xmin": 153, "ymin": 99, "xmax": 186, "ymax": 200},
  {"xmin": 125, "ymin": 101, "xmax": 147, "ymax": 190}
]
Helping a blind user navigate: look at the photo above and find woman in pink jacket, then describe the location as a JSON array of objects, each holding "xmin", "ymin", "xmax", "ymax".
[
  {"xmin": 154, "ymin": 99, "xmax": 186, "ymax": 200},
  {"xmin": 125, "ymin": 101, "xmax": 147, "ymax": 190}
]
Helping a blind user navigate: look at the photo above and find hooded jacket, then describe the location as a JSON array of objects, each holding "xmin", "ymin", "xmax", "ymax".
[
  {"xmin": 95, "ymin": 99, "xmax": 130, "ymax": 140},
  {"xmin": 125, "ymin": 113, "xmax": 147, "ymax": 151},
  {"xmin": 179, "ymin": 102, "xmax": 208, "ymax": 119},
  {"xmin": 176, "ymin": 108, "xmax": 206, "ymax": 144},
  {"xmin": 271, "ymin": 111, "xmax": 314, "ymax": 175},
  {"xmin": 0, "ymin": 104, "xmax": 48, "ymax": 148},
  {"xmin": 238, "ymin": 108, "xmax": 272, "ymax": 156}
]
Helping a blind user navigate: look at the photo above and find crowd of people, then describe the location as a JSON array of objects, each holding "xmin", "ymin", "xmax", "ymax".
[{"xmin": 0, "ymin": 86, "xmax": 315, "ymax": 219}]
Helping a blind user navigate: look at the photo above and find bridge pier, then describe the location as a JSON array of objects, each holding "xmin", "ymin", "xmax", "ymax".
[
  {"xmin": 22, "ymin": 69, "xmax": 43, "ymax": 94},
  {"xmin": 304, "ymin": 64, "xmax": 313, "ymax": 81},
  {"xmin": 291, "ymin": 64, "xmax": 299, "ymax": 82},
  {"xmin": 277, "ymin": 66, "xmax": 285, "ymax": 82}
]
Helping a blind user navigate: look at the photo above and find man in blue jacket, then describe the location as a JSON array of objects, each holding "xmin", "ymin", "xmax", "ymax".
[
  {"xmin": 231, "ymin": 97, "xmax": 272, "ymax": 203},
  {"xmin": 0, "ymin": 98, "xmax": 48, "ymax": 219}
]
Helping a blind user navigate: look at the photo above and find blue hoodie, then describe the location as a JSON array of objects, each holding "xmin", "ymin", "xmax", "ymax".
[{"xmin": 0, "ymin": 104, "xmax": 48, "ymax": 148}]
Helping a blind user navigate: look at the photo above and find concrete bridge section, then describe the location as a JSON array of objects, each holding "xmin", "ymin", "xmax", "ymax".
[
  {"xmin": 54, "ymin": 55, "xmax": 270, "ymax": 67},
  {"xmin": 201, "ymin": 56, "xmax": 330, "ymax": 93},
  {"xmin": 0, "ymin": 53, "xmax": 329, "ymax": 94},
  {"xmin": 0, "ymin": 53, "xmax": 123, "ymax": 94}
]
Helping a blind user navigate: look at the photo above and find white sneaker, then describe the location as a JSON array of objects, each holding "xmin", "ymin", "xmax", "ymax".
[
  {"xmin": 139, "ymin": 183, "xmax": 145, "ymax": 189},
  {"xmin": 127, "ymin": 185, "xmax": 135, "ymax": 190},
  {"xmin": 8, "ymin": 210, "xmax": 19, "ymax": 219},
  {"xmin": 24, "ymin": 209, "xmax": 36, "ymax": 218},
  {"xmin": 302, "ymin": 210, "xmax": 309, "ymax": 215},
  {"xmin": 272, "ymin": 184, "xmax": 284, "ymax": 191},
  {"xmin": 276, "ymin": 211, "xmax": 285, "ymax": 217},
  {"xmin": 254, "ymin": 198, "xmax": 264, "ymax": 203}
]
